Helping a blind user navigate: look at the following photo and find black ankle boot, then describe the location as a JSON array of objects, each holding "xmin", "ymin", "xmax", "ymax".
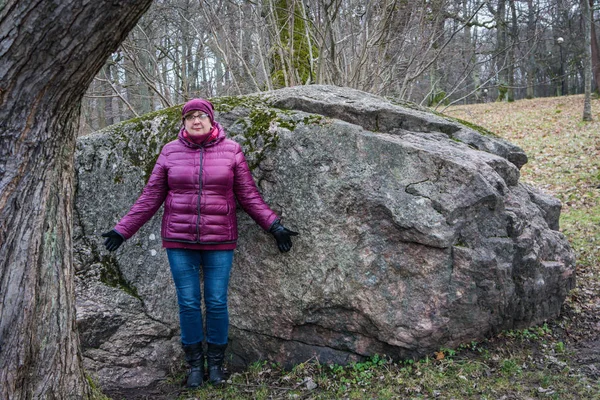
[
  {"xmin": 182, "ymin": 342, "xmax": 204, "ymax": 388},
  {"xmin": 206, "ymin": 343, "xmax": 227, "ymax": 385}
]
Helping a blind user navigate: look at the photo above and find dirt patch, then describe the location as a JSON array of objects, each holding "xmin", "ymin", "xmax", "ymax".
[{"xmin": 101, "ymin": 379, "xmax": 182, "ymax": 400}]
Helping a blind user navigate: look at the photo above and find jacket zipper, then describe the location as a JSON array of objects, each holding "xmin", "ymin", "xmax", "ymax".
[{"xmin": 196, "ymin": 149, "xmax": 203, "ymax": 241}]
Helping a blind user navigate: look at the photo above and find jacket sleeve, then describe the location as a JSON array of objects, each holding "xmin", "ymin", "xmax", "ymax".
[
  {"xmin": 113, "ymin": 151, "xmax": 169, "ymax": 240},
  {"xmin": 233, "ymin": 145, "xmax": 278, "ymax": 231}
]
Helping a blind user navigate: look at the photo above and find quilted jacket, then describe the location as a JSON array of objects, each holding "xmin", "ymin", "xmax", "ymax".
[{"xmin": 113, "ymin": 122, "xmax": 278, "ymax": 246}]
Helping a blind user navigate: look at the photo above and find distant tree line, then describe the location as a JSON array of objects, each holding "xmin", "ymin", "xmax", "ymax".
[{"xmin": 81, "ymin": 0, "xmax": 599, "ymax": 133}]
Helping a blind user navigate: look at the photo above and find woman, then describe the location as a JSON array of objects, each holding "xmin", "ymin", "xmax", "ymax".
[{"xmin": 101, "ymin": 98, "xmax": 298, "ymax": 388}]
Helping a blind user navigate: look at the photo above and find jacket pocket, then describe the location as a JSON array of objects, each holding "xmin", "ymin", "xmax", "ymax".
[
  {"xmin": 162, "ymin": 196, "xmax": 173, "ymax": 237},
  {"xmin": 227, "ymin": 201, "xmax": 235, "ymax": 239}
]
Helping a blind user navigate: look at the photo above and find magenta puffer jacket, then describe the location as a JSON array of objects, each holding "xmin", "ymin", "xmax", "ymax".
[{"xmin": 113, "ymin": 123, "xmax": 278, "ymax": 246}]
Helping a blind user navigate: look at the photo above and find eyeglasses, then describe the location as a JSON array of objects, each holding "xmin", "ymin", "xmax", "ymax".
[{"xmin": 185, "ymin": 113, "xmax": 209, "ymax": 121}]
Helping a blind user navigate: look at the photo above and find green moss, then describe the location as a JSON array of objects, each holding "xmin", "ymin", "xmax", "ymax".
[
  {"xmin": 387, "ymin": 97, "xmax": 428, "ymax": 112},
  {"xmin": 444, "ymin": 116, "xmax": 501, "ymax": 138},
  {"xmin": 302, "ymin": 114, "xmax": 324, "ymax": 125},
  {"xmin": 104, "ymin": 106, "xmax": 180, "ymax": 182},
  {"xmin": 108, "ymin": 104, "xmax": 182, "ymax": 130},
  {"xmin": 99, "ymin": 255, "xmax": 141, "ymax": 299},
  {"xmin": 106, "ymin": 95, "xmax": 326, "ymax": 177},
  {"xmin": 271, "ymin": 70, "xmax": 286, "ymax": 88},
  {"xmin": 428, "ymin": 91, "xmax": 448, "ymax": 107},
  {"xmin": 248, "ymin": 108, "xmax": 279, "ymax": 135},
  {"xmin": 86, "ymin": 373, "xmax": 111, "ymax": 400},
  {"xmin": 277, "ymin": 118, "xmax": 297, "ymax": 131},
  {"xmin": 210, "ymin": 95, "xmax": 265, "ymax": 113},
  {"xmin": 209, "ymin": 93, "xmax": 327, "ymax": 169},
  {"xmin": 236, "ymin": 107, "xmax": 281, "ymax": 170},
  {"xmin": 497, "ymin": 84, "xmax": 508, "ymax": 102},
  {"xmin": 270, "ymin": 0, "xmax": 318, "ymax": 87}
]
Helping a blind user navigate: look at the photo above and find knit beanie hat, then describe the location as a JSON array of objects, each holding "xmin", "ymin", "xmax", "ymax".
[{"xmin": 182, "ymin": 98, "xmax": 215, "ymax": 124}]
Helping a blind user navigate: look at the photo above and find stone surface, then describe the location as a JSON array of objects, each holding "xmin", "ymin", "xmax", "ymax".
[{"xmin": 74, "ymin": 85, "xmax": 575, "ymax": 391}]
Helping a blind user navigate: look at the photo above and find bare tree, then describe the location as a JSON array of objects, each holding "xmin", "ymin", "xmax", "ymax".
[
  {"xmin": 525, "ymin": 0, "xmax": 539, "ymax": 99},
  {"xmin": 76, "ymin": 0, "xmax": 594, "ymax": 130},
  {"xmin": 0, "ymin": 1, "xmax": 152, "ymax": 398},
  {"xmin": 583, "ymin": 0, "xmax": 593, "ymax": 120},
  {"xmin": 589, "ymin": 0, "xmax": 600, "ymax": 92}
]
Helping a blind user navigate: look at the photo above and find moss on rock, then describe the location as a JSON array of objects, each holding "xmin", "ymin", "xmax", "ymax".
[
  {"xmin": 99, "ymin": 94, "xmax": 327, "ymax": 176},
  {"xmin": 446, "ymin": 116, "xmax": 501, "ymax": 138},
  {"xmin": 210, "ymin": 95, "xmax": 265, "ymax": 113},
  {"xmin": 99, "ymin": 255, "xmax": 141, "ymax": 300},
  {"xmin": 100, "ymin": 106, "xmax": 181, "ymax": 182}
]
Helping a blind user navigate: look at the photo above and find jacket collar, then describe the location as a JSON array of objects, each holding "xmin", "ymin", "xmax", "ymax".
[{"xmin": 178, "ymin": 122, "xmax": 226, "ymax": 149}]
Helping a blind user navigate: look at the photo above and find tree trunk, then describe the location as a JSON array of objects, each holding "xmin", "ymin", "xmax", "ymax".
[
  {"xmin": 525, "ymin": 0, "xmax": 537, "ymax": 99},
  {"xmin": 104, "ymin": 64, "xmax": 115, "ymax": 127},
  {"xmin": 583, "ymin": 0, "xmax": 593, "ymax": 120},
  {"xmin": 489, "ymin": 0, "xmax": 508, "ymax": 101},
  {"xmin": 507, "ymin": 0, "xmax": 518, "ymax": 102},
  {"xmin": 0, "ymin": 1, "xmax": 153, "ymax": 398},
  {"xmin": 589, "ymin": 0, "xmax": 600, "ymax": 92}
]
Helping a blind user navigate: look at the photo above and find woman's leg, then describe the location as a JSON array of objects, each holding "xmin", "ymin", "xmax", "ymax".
[
  {"xmin": 201, "ymin": 250, "xmax": 233, "ymax": 385},
  {"xmin": 166, "ymin": 248, "xmax": 204, "ymax": 345},
  {"xmin": 200, "ymin": 250, "xmax": 234, "ymax": 345}
]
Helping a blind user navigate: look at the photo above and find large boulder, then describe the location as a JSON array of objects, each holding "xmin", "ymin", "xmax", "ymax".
[{"xmin": 74, "ymin": 85, "xmax": 575, "ymax": 391}]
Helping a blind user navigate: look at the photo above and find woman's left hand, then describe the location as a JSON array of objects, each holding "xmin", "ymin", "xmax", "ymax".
[
  {"xmin": 101, "ymin": 230, "xmax": 124, "ymax": 252},
  {"xmin": 269, "ymin": 221, "xmax": 299, "ymax": 252}
]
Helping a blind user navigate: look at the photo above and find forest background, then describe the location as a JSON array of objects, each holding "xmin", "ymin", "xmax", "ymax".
[{"xmin": 81, "ymin": 0, "xmax": 599, "ymax": 134}]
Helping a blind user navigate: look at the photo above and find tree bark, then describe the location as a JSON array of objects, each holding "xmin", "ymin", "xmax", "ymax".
[
  {"xmin": 583, "ymin": 0, "xmax": 593, "ymax": 120},
  {"xmin": 0, "ymin": 1, "xmax": 153, "ymax": 398},
  {"xmin": 507, "ymin": 0, "xmax": 518, "ymax": 102},
  {"xmin": 104, "ymin": 64, "xmax": 116, "ymax": 127},
  {"xmin": 489, "ymin": 0, "xmax": 508, "ymax": 101},
  {"xmin": 525, "ymin": 0, "xmax": 537, "ymax": 99},
  {"xmin": 589, "ymin": 0, "xmax": 600, "ymax": 92}
]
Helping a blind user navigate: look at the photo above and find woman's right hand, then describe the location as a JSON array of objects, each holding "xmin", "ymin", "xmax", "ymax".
[{"xmin": 102, "ymin": 230, "xmax": 124, "ymax": 252}]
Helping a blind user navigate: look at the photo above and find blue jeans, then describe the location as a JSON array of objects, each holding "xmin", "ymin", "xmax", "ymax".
[{"xmin": 166, "ymin": 249, "xmax": 233, "ymax": 346}]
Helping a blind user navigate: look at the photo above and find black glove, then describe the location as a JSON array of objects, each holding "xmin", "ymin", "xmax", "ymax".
[
  {"xmin": 102, "ymin": 230, "xmax": 124, "ymax": 252},
  {"xmin": 269, "ymin": 220, "xmax": 299, "ymax": 253}
]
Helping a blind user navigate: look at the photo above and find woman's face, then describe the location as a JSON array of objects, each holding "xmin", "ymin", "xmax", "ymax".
[{"xmin": 184, "ymin": 112, "xmax": 212, "ymax": 136}]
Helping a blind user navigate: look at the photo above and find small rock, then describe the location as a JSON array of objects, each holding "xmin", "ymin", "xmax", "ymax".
[{"xmin": 305, "ymin": 377, "xmax": 318, "ymax": 390}]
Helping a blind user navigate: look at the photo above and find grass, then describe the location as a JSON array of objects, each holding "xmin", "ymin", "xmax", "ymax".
[
  {"xmin": 172, "ymin": 343, "xmax": 598, "ymax": 399},
  {"xmin": 154, "ymin": 95, "xmax": 600, "ymax": 399}
]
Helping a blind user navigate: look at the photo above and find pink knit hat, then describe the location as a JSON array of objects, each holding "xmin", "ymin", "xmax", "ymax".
[{"xmin": 182, "ymin": 98, "xmax": 214, "ymax": 124}]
